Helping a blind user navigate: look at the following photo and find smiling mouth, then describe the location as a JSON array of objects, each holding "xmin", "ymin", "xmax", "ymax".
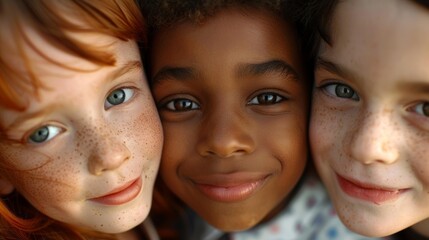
[
  {"xmin": 336, "ymin": 174, "xmax": 408, "ymax": 204},
  {"xmin": 192, "ymin": 174, "xmax": 270, "ymax": 203},
  {"xmin": 90, "ymin": 177, "xmax": 142, "ymax": 205}
]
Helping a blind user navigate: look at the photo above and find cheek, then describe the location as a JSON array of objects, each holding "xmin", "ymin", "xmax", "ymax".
[
  {"xmin": 128, "ymin": 111, "xmax": 163, "ymax": 157},
  {"xmin": 264, "ymin": 117, "xmax": 307, "ymax": 200},
  {"xmin": 0, "ymin": 143, "xmax": 80, "ymax": 202},
  {"xmin": 264, "ymin": 115, "xmax": 308, "ymax": 165},
  {"xmin": 310, "ymin": 104, "xmax": 346, "ymax": 155},
  {"xmin": 8, "ymin": 154, "xmax": 81, "ymax": 212},
  {"xmin": 159, "ymin": 121, "xmax": 193, "ymax": 166},
  {"xmin": 0, "ymin": 144, "xmax": 51, "ymax": 171},
  {"xmin": 125, "ymin": 104, "xmax": 163, "ymax": 180},
  {"xmin": 159, "ymin": 125, "xmax": 183, "ymax": 185},
  {"xmin": 408, "ymin": 140, "xmax": 429, "ymax": 188}
]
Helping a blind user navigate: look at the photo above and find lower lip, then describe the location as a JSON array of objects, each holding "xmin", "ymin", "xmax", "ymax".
[
  {"xmin": 194, "ymin": 177, "xmax": 267, "ymax": 203},
  {"xmin": 337, "ymin": 175, "xmax": 405, "ymax": 204},
  {"xmin": 91, "ymin": 177, "xmax": 142, "ymax": 205}
]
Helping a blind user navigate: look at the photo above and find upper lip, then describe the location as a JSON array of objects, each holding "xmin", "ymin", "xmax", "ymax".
[
  {"xmin": 90, "ymin": 177, "xmax": 140, "ymax": 199},
  {"xmin": 190, "ymin": 172, "xmax": 271, "ymax": 187},
  {"xmin": 337, "ymin": 173, "xmax": 408, "ymax": 192}
]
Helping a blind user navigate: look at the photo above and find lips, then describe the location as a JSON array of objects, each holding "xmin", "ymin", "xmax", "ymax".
[
  {"xmin": 336, "ymin": 174, "xmax": 408, "ymax": 204},
  {"xmin": 191, "ymin": 173, "xmax": 270, "ymax": 202},
  {"xmin": 90, "ymin": 177, "xmax": 142, "ymax": 205}
]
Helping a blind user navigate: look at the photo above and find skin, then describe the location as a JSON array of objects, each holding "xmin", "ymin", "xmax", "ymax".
[
  {"xmin": 311, "ymin": 0, "xmax": 429, "ymax": 237},
  {"xmin": 0, "ymin": 25, "xmax": 163, "ymax": 235},
  {"xmin": 150, "ymin": 8, "xmax": 308, "ymax": 231}
]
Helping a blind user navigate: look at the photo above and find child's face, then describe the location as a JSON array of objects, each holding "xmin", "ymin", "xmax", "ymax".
[
  {"xmin": 0, "ymin": 29, "xmax": 162, "ymax": 233},
  {"xmin": 151, "ymin": 8, "xmax": 308, "ymax": 230},
  {"xmin": 311, "ymin": 0, "xmax": 429, "ymax": 237}
]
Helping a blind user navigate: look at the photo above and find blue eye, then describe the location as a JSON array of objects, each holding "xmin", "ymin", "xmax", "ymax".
[
  {"xmin": 28, "ymin": 125, "xmax": 62, "ymax": 144},
  {"xmin": 163, "ymin": 98, "xmax": 200, "ymax": 111},
  {"xmin": 248, "ymin": 92, "xmax": 285, "ymax": 105},
  {"xmin": 413, "ymin": 102, "xmax": 429, "ymax": 117},
  {"xmin": 105, "ymin": 88, "xmax": 134, "ymax": 109},
  {"xmin": 323, "ymin": 83, "xmax": 359, "ymax": 100}
]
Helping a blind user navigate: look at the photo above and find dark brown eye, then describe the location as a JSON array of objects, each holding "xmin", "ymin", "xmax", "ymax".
[
  {"xmin": 248, "ymin": 93, "xmax": 284, "ymax": 105},
  {"xmin": 164, "ymin": 99, "xmax": 199, "ymax": 111}
]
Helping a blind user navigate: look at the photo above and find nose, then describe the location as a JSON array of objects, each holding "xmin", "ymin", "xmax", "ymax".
[
  {"xmin": 197, "ymin": 110, "xmax": 255, "ymax": 158},
  {"xmin": 87, "ymin": 133, "xmax": 131, "ymax": 175},
  {"xmin": 348, "ymin": 108, "xmax": 399, "ymax": 165}
]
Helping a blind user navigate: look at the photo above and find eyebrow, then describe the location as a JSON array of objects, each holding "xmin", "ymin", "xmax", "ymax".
[
  {"xmin": 110, "ymin": 60, "xmax": 142, "ymax": 80},
  {"xmin": 317, "ymin": 57, "xmax": 429, "ymax": 94},
  {"xmin": 237, "ymin": 60, "xmax": 300, "ymax": 81},
  {"xmin": 316, "ymin": 57, "xmax": 360, "ymax": 82},
  {"xmin": 3, "ymin": 104, "xmax": 61, "ymax": 137},
  {"xmin": 151, "ymin": 60, "xmax": 300, "ymax": 85},
  {"xmin": 5, "ymin": 60, "xmax": 143, "ymax": 131},
  {"xmin": 396, "ymin": 82, "xmax": 429, "ymax": 93},
  {"xmin": 151, "ymin": 66, "xmax": 195, "ymax": 85}
]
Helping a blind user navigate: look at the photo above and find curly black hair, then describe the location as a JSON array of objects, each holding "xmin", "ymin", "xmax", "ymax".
[{"xmin": 141, "ymin": 0, "xmax": 289, "ymax": 28}]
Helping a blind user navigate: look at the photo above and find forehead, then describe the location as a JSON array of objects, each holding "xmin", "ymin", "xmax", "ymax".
[
  {"xmin": 329, "ymin": 0, "xmax": 429, "ymax": 52},
  {"xmin": 0, "ymin": 19, "xmax": 136, "ymax": 106},
  {"xmin": 322, "ymin": 0, "xmax": 429, "ymax": 84},
  {"xmin": 151, "ymin": 7, "xmax": 303, "ymax": 75},
  {"xmin": 0, "ymin": 32, "xmax": 140, "ymax": 129}
]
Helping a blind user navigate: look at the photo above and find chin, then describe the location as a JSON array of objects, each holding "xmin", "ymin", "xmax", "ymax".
[
  {"xmin": 347, "ymin": 224, "xmax": 397, "ymax": 238},
  {"xmin": 335, "ymin": 208, "xmax": 402, "ymax": 238},
  {"xmin": 205, "ymin": 213, "xmax": 261, "ymax": 232},
  {"xmin": 210, "ymin": 220, "xmax": 257, "ymax": 232}
]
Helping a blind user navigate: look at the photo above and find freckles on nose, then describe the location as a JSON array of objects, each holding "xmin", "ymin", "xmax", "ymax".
[{"xmin": 75, "ymin": 121, "xmax": 128, "ymax": 172}]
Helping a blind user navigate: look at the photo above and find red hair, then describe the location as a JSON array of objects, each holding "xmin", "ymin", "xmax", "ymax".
[
  {"xmin": 0, "ymin": 0, "xmax": 146, "ymax": 239},
  {"xmin": 0, "ymin": 0, "xmax": 146, "ymax": 110}
]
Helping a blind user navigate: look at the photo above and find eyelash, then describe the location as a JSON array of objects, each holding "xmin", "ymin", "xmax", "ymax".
[{"xmin": 159, "ymin": 91, "xmax": 287, "ymax": 112}]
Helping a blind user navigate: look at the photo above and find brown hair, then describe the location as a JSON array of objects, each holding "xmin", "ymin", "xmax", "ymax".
[{"xmin": 0, "ymin": 0, "xmax": 146, "ymax": 239}]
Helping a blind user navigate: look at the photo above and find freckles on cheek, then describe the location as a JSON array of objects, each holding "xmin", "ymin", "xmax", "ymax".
[
  {"xmin": 310, "ymin": 107, "xmax": 341, "ymax": 164},
  {"xmin": 311, "ymin": 104, "xmax": 344, "ymax": 140},
  {"xmin": 128, "ymin": 107, "xmax": 163, "ymax": 159},
  {"xmin": 26, "ymin": 154, "xmax": 79, "ymax": 202},
  {"xmin": 10, "ymin": 156, "xmax": 79, "ymax": 211},
  {"xmin": 411, "ymin": 145, "xmax": 429, "ymax": 188},
  {"xmin": 0, "ymin": 145, "xmax": 51, "ymax": 171}
]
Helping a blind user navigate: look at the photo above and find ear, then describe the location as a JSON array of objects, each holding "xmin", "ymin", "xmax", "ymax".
[{"xmin": 0, "ymin": 177, "xmax": 14, "ymax": 196}]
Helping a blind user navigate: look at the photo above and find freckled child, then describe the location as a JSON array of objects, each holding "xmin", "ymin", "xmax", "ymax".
[
  {"xmin": 0, "ymin": 0, "xmax": 162, "ymax": 239},
  {"xmin": 298, "ymin": 0, "xmax": 429, "ymax": 238}
]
